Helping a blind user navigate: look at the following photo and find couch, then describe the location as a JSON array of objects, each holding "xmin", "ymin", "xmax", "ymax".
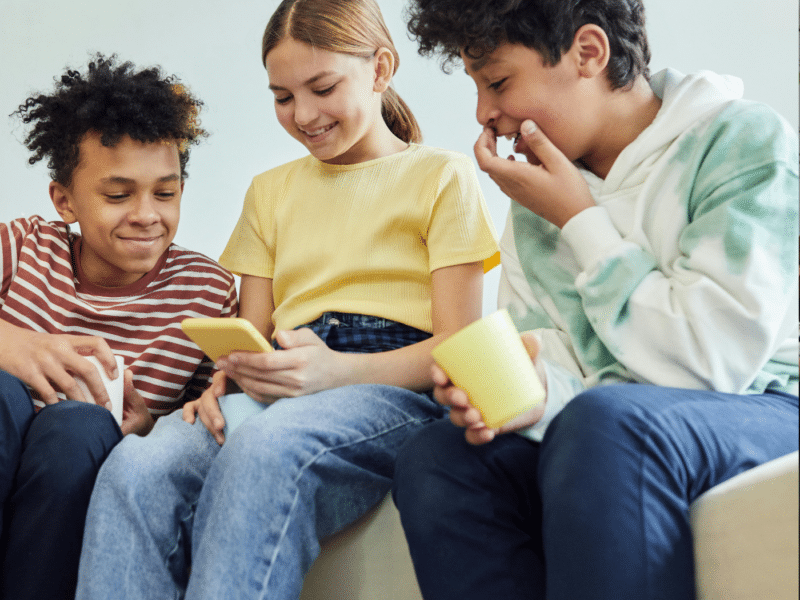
[{"xmin": 300, "ymin": 450, "xmax": 798, "ymax": 599}]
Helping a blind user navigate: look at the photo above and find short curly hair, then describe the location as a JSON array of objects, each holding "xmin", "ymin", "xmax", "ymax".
[
  {"xmin": 405, "ymin": 0, "xmax": 651, "ymax": 90},
  {"xmin": 12, "ymin": 53, "xmax": 206, "ymax": 186}
]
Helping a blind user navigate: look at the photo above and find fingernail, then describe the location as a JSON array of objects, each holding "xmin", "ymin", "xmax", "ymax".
[{"xmin": 521, "ymin": 120, "xmax": 537, "ymax": 136}]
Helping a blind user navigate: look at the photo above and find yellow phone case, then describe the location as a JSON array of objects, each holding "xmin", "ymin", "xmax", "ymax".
[{"xmin": 181, "ymin": 318, "xmax": 273, "ymax": 362}]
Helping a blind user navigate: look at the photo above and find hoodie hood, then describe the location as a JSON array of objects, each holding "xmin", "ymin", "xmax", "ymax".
[{"xmin": 601, "ymin": 68, "xmax": 744, "ymax": 191}]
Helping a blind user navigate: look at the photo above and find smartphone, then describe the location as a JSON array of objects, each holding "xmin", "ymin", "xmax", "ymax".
[{"xmin": 181, "ymin": 317, "xmax": 273, "ymax": 362}]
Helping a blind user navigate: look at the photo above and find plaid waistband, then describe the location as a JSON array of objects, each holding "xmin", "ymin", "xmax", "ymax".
[{"xmin": 279, "ymin": 312, "xmax": 432, "ymax": 355}]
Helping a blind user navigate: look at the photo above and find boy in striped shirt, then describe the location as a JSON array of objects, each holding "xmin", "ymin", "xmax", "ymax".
[{"xmin": 0, "ymin": 54, "xmax": 237, "ymax": 600}]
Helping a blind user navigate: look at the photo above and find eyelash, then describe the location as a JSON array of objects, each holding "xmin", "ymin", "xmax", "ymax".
[
  {"xmin": 488, "ymin": 78, "xmax": 507, "ymax": 91},
  {"xmin": 274, "ymin": 84, "xmax": 337, "ymax": 105},
  {"xmin": 315, "ymin": 84, "xmax": 336, "ymax": 96},
  {"xmin": 105, "ymin": 192, "xmax": 176, "ymax": 201}
]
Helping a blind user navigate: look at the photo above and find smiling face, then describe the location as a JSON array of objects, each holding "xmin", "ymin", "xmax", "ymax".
[
  {"xmin": 265, "ymin": 37, "xmax": 394, "ymax": 165},
  {"xmin": 463, "ymin": 43, "xmax": 599, "ymax": 165},
  {"xmin": 50, "ymin": 132, "xmax": 182, "ymax": 287}
]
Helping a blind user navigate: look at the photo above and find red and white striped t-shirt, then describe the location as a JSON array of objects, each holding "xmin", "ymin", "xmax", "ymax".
[{"xmin": 0, "ymin": 216, "xmax": 238, "ymax": 415}]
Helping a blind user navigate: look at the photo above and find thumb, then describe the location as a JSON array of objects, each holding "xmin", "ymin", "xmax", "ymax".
[
  {"xmin": 211, "ymin": 370, "xmax": 227, "ymax": 397},
  {"xmin": 520, "ymin": 331, "xmax": 540, "ymax": 361},
  {"xmin": 519, "ymin": 120, "xmax": 567, "ymax": 169},
  {"xmin": 123, "ymin": 369, "xmax": 136, "ymax": 397}
]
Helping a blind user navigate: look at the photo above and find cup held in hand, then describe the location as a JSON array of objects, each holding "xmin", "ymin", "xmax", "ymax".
[
  {"xmin": 74, "ymin": 355, "xmax": 125, "ymax": 425},
  {"xmin": 431, "ymin": 309, "xmax": 545, "ymax": 429}
]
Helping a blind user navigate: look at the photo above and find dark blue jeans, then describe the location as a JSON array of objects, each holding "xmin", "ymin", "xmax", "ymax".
[
  {"xmin": 393, "ymin": 383, "xmax": 799, "ymax": 600},
  {"xmin": 0, "ymin": 371, "xmax": 122, "ymax": 600}
]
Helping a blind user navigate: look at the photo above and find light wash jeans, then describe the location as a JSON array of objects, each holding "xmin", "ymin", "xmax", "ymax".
[{"xmin": 76, "ymin": 382, "xmax": 444, "ymax": 600}]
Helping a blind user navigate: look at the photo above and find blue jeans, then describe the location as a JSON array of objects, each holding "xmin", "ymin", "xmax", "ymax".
[
  {"xmin": 393, "ymin": 383, "xmax": 799, "ymax": 600},
  {"xmin": 0, "ymin": 371, "xmax": 122, "ymax": 600},
  {"xmin": 76, "ymin": 314, "xmax": 445, "ymax": 600}
]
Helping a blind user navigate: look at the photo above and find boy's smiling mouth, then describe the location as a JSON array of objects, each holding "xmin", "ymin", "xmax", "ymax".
[{"xmin": 118, "ymin": 234, "xmax": 163, "ymax": 250}]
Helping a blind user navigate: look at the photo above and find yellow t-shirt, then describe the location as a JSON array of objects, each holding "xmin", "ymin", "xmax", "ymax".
[{"xmin": 219, "ymin": 144, "xmax": 498, "ymax": 334}]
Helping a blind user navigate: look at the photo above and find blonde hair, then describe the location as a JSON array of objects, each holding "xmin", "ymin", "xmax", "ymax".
[{"xmin": 262, "ymin": 0, "xmax": 422, "ymax": 144}]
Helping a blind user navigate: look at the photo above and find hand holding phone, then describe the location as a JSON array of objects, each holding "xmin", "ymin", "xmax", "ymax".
[{"xmin": 181, "ymin": 318, "xmax": 273, "ymax": 362}]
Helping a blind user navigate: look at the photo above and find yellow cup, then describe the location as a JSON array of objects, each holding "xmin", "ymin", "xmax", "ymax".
[{"xmin": 431, "ymin": 308, "xmax": 545, "ymax": 429}]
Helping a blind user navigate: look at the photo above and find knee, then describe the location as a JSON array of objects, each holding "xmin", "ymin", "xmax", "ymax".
[
  {"xmin": 545, "ymin": 384, "xmax": 650, "ymax": 450},
  {"xmin": 219, "ymin": 419, "xmax": 312, "ymax": 480},
  {"xmin": 393, "ymin": 420, "xmax": 473, "ymax": 521},
  {"xmin": 395, "ymin": 420, "xmax": 464, "ymax": 482},
  {"xmin": 0, "ymin": 370, "xmax": 29, "ymax": 401},
  {"xmin": 0, "ymin": 370, "xmax": 35, "ymax": 423},
  {"xmin": 29, "ymin": 402, "xmax": 121, "ymax": 460},
  {"xmin": 19, "ymin": 402, "xmax": 122, "ymax": 496},
  {"xmin": 0, "ymin": 371, "xmax": 35, "ymax": 455},
  {"xmin": 37, "ymin": 400, "xmax": 120, "ymax": 442},
  {"xmin": 539, "ymin": 385, "xmax": 657, "ymax": 500},
  {"xmin": 98, "ymin": 416, "xmax": 211, "ymax": 493}
]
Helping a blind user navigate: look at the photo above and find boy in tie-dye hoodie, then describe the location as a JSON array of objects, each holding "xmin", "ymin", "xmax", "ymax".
[{"xmin": 393, "ymin": 1, "xmax": 798, "ymax": 599}]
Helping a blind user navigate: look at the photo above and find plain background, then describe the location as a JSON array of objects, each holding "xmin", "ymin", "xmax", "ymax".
[{"xmin": 1, "ymin": 0, "xmax": 797, "ymax": 313}]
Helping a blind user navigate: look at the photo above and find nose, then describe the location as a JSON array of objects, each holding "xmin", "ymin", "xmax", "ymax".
[
  {"xmin": 293, "ymin": 94, "xmax": 319, "ymax": 128},
  {"xmin": 475, "ymin": 91, "xmax": 500, "ymax": 128},
  {"xmin": 128, "ymin": 194, "xmax": 159, "ymax": 226}
]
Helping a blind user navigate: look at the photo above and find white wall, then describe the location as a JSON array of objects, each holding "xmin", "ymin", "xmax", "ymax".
[{"xmin": 1, "ymin": 0, "xmax": 797, "ymax": 314}]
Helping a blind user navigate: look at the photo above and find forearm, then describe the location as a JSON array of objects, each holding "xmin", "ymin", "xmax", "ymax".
[
  {"xmin": 335, "ymin": 261, "xmax": 485, "ymax": 392},
  {"xmin": 331, "ymin": 334, "xmax": 445, "ymax": 392}
]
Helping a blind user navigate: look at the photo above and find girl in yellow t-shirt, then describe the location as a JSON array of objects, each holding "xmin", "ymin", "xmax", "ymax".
[{"xmin": 76, "ymin": 1, "xmax": 497, "ymax": 598}]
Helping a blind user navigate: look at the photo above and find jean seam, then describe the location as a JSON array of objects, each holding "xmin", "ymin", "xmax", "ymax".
[{"xmin": 163, "ymin": 501, "xmax": 196, "ymax": 594}]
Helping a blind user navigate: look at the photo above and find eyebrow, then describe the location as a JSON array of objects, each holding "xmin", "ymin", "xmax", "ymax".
[
  {"xmin": 464, "ymin": 54, "xmax": 498, "ymax": 76},
  {"xmin": 268, "ymin": 70, "xmax": 338, "ymax": 92},
  {"xmin": 100, "ymin": 174, "xmax": 181, "ymax": 185}
]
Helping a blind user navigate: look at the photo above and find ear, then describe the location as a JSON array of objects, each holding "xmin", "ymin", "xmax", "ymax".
[
  {"xmin": 49, "ymin": 181, "xmax": 78, "ymax": 224},
  {"xmin": 372, "ymin": 47, "xmax": 395, "ymax": 93},
  {"xmin": 570, "ymin": 24, "xmax": 610, "ymax": 79}
]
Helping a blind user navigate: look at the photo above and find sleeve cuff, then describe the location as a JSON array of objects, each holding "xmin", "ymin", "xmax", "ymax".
[
  {"xmin": 561, "ymin": 206, "xmax": 624, "ymax": 272},
  {"xmin": 514, "ymin": 359, "xmax": 584, "ymax": 443}
]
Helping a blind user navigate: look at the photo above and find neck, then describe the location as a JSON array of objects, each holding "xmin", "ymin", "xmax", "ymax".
[{"xmin": 582, "ymin": 76, "xmax": 662, "ymax": 179}]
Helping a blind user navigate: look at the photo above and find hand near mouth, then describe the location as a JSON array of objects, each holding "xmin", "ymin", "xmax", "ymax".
[{"xmin": 474, "ymin": 120, "xmax": 594, "ymax": 228}]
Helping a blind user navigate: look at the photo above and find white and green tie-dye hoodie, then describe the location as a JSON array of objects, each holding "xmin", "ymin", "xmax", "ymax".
[{"xmin": 498, "ymin": 68, "xmax": 799, "ymax": 442}]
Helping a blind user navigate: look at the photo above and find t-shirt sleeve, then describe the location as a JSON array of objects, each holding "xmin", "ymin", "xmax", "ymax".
[
  {"xmin": 218, "ymin": 178, "xmax": 275, "ymax": 279},
  {"xmin": 425, "ymin": 156, "xmax": 499, "ymax": 272},
  {"xmin": 0, "ymin": 217, "xmax": 33, "ymax": 304}
]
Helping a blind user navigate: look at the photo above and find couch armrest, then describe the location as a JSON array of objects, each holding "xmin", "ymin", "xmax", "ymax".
[{"xmin": 690, "ymin": 451, "xmax": 799, "ymax": 600}]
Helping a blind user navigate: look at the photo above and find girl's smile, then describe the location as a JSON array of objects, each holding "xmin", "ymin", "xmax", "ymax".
[{"xmin": 266, "ymin": 36, "xmax": 405, "ymax": 165}]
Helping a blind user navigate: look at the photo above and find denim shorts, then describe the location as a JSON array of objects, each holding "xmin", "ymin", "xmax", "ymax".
[{"xmin": 279, "ymin": 311, "xmax": 432, "ymax": 355}]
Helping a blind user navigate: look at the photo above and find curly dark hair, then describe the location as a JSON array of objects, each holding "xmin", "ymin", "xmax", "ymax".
[
  {"xmin": 11, "ymin": 53, "xmax": 206, "ymax": 186},
  {"xmin": 405, "ymin": 0, "xmax": 651, "ymax": 90}
]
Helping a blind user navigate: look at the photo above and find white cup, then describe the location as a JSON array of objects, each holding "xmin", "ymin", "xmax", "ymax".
[{"xmin": 74, "ymin": 355, "xmax": 125, "ymax": 425}]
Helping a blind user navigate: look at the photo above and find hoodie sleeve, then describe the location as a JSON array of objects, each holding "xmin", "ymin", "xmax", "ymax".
[
  {"xmin": 562, "ymin": 102, "xmax": 798, "ymax": 395},
  {"xmin": 503, "ymin": 101, "xmax": 798, "ymax": 442}
]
